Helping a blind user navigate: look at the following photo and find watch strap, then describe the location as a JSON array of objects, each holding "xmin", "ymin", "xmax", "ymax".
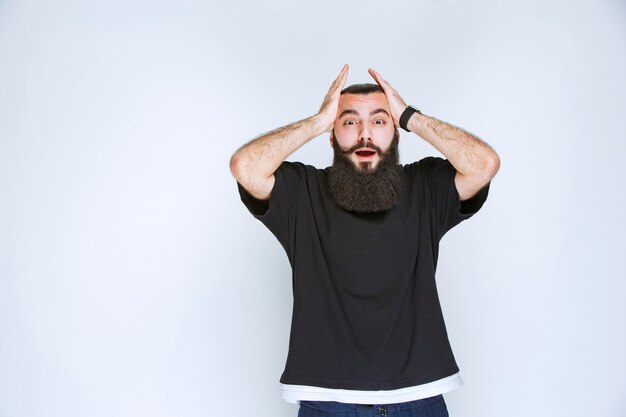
[{"xmin": 399, "ymin": 105, "xmax": 421, "ymax": 132}]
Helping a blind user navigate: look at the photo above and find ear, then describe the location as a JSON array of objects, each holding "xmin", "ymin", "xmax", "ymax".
[{"xmin": 329, "ymin": 130, "xmax": 334, "ymax": 147}]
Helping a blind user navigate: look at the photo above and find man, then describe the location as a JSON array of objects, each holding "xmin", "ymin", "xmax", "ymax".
[{"xmin": 230, "ymin": 65, "xmax": 500, "ymax": 417}]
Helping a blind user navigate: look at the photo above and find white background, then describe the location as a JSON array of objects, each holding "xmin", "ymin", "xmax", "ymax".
[{"xmin": 1, "ymin": 0, "xmax": 625, "ymax": 416}]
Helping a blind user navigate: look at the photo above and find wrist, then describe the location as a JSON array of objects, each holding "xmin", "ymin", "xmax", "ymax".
[
  {"xmin": 311, "ymin": 112, "xmax": 335, "ymax": 133},
  {"xmin": 406, "ymin": 110, "xmax": 427, "ymax": 133},
  {"xmin": 399, "ymin": 105, "xmax": 421, "ymax": 132}
]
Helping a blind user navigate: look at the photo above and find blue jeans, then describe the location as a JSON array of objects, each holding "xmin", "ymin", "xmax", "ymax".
[{"xmin": 297, "ymin": 395, "xmax": 449, "ymax": 417}]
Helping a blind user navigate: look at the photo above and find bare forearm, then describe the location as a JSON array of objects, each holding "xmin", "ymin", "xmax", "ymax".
[
  {"xmin": 230, "ymin": 114, "xmax": 326, "ymax": 194},
  {"xmin": 230, "ymin": 65, "xmax": 349, "ymax": 200},
  {"xmin": 407, "ymin": 112, "xmax": 499, "ymax": 182},
  {"xmin": 366, "ymin": 69, "xmax": 499, "ymax": 200}
]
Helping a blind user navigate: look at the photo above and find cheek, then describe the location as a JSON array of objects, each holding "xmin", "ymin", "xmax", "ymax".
[
  {"xmin": 333, "ymin": 127, "xmax": 356, "ymax": 148},
  {"xmin": 374, "ymin": 127, "xmax": 395, "ymax": 146}
]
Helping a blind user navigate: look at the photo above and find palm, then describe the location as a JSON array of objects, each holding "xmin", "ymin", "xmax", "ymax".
[
  {"xmin": 318, "ymin": 64, "xmax": 349, "ymax": 132},
  {"xmin": 368, "ymin": 68, "xmax": 407, "ymax": 126}
]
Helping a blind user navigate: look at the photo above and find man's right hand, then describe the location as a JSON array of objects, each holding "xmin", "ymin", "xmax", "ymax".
[
  {"xmin": 230, "ymin": 64, "xmax": 349, "ymax": 201},
  {"xmin": 316, "ymin": 64, "xmax": 349, "ymax": 132}
]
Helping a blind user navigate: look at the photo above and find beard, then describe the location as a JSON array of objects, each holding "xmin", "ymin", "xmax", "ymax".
[{"xmin": 327, "ymin": 132, "xmax": 404, "ymax": 213}]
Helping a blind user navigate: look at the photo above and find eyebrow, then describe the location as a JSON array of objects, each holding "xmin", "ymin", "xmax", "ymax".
[
  {"xmin": 370, "ymin": 108, "xmax": 390, "ymax": 117},
  {"xmin": 338, "ymin": 108, "xmax": 391, "ymax": 119},
  {"xmin": 338, "ymin": 109, "xmax": 359, "ymax": 119}
]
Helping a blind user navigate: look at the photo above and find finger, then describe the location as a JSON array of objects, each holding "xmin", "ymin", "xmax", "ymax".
[
  {"xmin": 368, "ymin": 68, "xmax": 382, "ymax": 85},
  {"xmin": 319, "ymin": 65, "xmax": 349, "ymax": 114},
  {"xmin": 330, "ymin": 64, "xmax": 349, "ymax": 91},
  {"xmin": 333, "ymin": 64, "xmax": 349, "ymax": 93},
  {"xmin": 368, "ymin": 67, "xmax": 378, "ymax": 82},
  {"xmin": 368, "ymin": 68, "xmax": 389, "ymax": 90}
]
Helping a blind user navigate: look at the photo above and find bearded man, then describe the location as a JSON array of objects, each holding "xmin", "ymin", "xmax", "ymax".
[{"xmin": 230, "ymin": 65, "xmax": 500, "ymax": 417}]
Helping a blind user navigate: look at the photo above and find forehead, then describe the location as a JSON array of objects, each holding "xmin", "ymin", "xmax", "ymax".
[{"xmin": 338, "ymin": 92, "xmax": 390, "ymax": 115}]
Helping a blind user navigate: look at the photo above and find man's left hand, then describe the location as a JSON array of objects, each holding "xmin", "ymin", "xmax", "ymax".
[{"xmin": 368, "ymin": 68, "xmax": 408, "ymax": 127}]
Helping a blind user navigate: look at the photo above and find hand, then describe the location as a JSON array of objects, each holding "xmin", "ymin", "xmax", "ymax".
[
  {"xmin": 317, "ymin": 64, "xmax": 349, "ymax": 132},
  {"xmin": 368, "ymin": 68, "xmax": 407, "ymax": 127}
]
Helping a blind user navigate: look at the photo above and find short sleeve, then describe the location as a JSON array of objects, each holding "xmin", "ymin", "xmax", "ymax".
[
  {"xmin": 420, "ymin": 157, "xmax": 490, "ymax": 236},
  {"xmin": 237, "ymin": 161, "xmax": 307, "ymax": 257}
]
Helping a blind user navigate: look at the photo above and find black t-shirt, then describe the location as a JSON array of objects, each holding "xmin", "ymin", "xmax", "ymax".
[{"xmin": 238, "ymin": 157, "xmax": 489, "ymax": 390}]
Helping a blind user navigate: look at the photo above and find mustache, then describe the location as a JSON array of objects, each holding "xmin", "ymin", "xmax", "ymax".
[{"xmin": 340, "ymin": 141, "xmax": 385, "ymax": 155}]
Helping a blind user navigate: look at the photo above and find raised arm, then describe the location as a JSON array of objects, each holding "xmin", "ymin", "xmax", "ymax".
[
  {"xmin": 368, "ymin": 68, "xmax": 500, "ymax": 201},
  {"xmin": 229, "ymin": 65, "xmax": 349, "ymax": 200}
]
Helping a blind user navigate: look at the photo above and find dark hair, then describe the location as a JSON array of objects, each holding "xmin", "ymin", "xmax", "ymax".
[{"xmin": 341, "ymin": 83, "xmax": 384, "ymax": 95}]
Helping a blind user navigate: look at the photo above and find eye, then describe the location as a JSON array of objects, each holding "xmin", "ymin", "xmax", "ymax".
[
  {"xmin": 343, "ymin": 119, "xmax": 357, "ymax": 126},
  {"xmin": 374, "ymin": 118, "xmax": 386, "ymax": 125}
]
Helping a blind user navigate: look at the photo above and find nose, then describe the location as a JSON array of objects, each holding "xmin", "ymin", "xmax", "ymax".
[{"xmin": 358, "ymin": 124, "xmax": 372, "ymax": 143}]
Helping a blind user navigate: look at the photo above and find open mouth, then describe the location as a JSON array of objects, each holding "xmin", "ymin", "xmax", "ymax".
[{"xmin": 355, "ymin": 149, "xmax": 377, "ymax": 158}]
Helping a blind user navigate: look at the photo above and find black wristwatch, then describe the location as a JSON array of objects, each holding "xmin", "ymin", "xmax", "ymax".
[{"xmin": 399, "ymin": 105, "xmax": 421, "ymax": 132}]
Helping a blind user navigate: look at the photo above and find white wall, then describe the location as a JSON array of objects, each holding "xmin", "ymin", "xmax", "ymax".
[{"xmin": 1, "ymin": 0, "xmax": 625, "ymax": 416}]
